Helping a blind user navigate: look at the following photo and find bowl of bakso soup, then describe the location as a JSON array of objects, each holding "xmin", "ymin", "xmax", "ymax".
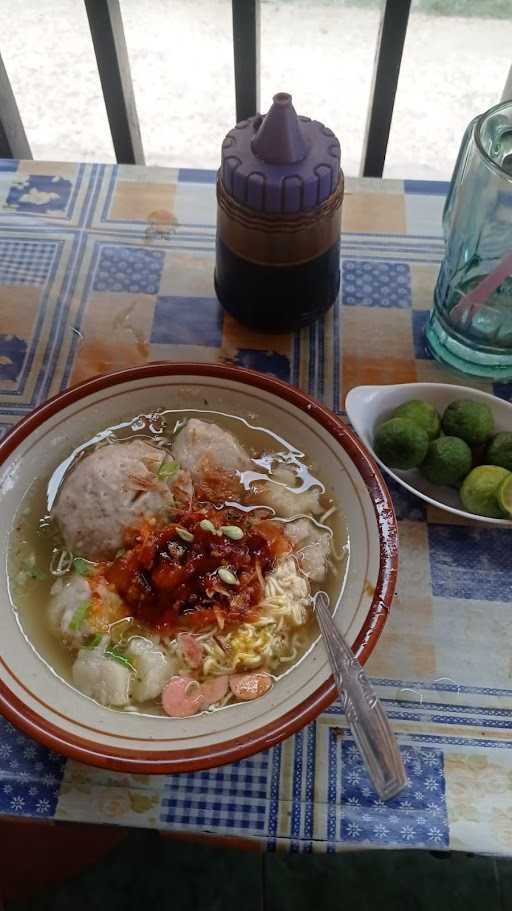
[{"xmin": 0, "ymin": 363, "xmax": 398, "ymax": 772}]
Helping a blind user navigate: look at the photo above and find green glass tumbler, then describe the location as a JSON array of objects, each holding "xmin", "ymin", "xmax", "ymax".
[{"xmin": 426, "ymin": 100, "xmax": 512, "ymax": 379}]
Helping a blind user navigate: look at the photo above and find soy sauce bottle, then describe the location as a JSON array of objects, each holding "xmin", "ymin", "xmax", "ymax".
[{"xmin": 215, "ymin": 92, "xmax": 343, "ymax": 332}]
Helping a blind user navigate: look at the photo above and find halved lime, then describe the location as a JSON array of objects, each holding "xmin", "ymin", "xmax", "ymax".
[
  {"xmin": 460, "ymin": 465, "xmax": 510, "ymax": 518},
  {"xmin": 497, "ymin": 474, "xmax": 512, "ymax": 518}
]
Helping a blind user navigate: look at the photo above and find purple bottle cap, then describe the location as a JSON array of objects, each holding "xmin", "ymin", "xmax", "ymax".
[{"xmin": 220, "ymin": 92, "xmax": 341, "ymax": 214}]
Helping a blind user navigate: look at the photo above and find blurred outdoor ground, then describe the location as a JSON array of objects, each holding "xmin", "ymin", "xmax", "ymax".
[{"xmin": 3, "ymin": 0, "xmax": 512, "ymax": 178}]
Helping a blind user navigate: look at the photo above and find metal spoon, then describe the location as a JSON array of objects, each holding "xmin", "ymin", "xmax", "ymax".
[{"xmin": 314, "ymin": 590, "xmax": 407, "ymax": 801}]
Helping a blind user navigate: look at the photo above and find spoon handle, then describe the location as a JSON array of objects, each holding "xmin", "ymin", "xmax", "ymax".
[{"xmin": 314, "ymin": 591, "xmax": 407, "ymax": 801}]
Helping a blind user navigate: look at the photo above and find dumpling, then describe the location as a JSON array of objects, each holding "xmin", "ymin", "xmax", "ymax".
[
  {"xmin": 48, "ymin": 574, "xmax": 94, "ymax": 648},
  {"xmin": 72, "ymin": 645, "xmax": 133, "ymax": 707},
  {"xmin": 173, "ymin": 419, "xmax": 250, "ymax": 478},
  {"xmin": 49, "ymin": 574, "xmax": 127, "ymax": 647},
  {"xmin": 53, "ymin": 440, "xmax": 175, "ymax": 561},
  {"xmin": 127, "ymin": 637, "xmax": 175, "ymax": 702},
  {"xmin": 284, "ymin": 517, "xmax": 332, "ymax": 582},
  {"xmin": 251, "ymin": 467, "xmax": 323, "ymax": 518}
]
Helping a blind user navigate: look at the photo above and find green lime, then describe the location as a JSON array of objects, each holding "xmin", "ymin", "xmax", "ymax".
[
  {"xmin": 419, "ymin": 436, "xmax": 472, "ymax": 488},
  {"xmin": 486, "ymin": 432, "xmax": 512, "ymax": 473},
  {"xmin": 497, "ymin": 474, "xmax": 512, "ymax": 518},
  {"xmin": 374, "ymin": 418, "xmax": 429, "ymax": 470},
  {"xmin": 442, "ymin": 399, "xmax": 494, "ymax": 446},
  {"xmin": 459, "ymin": 465, "xmax": 511, "ymax": 518},
  {"xmin": 391, "ymin": 400, "xmax": 441, "ymax": 441}
]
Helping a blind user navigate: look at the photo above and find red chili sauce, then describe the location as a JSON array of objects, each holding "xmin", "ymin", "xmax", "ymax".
[{"xmin": 105, "ymin": 503, "xmax": 291, "ymax": 634}]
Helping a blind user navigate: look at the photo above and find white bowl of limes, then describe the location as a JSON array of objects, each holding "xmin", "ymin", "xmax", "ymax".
[{"xmin": 346, "ymin": 382, "xmax": 512, "ymax": 526}]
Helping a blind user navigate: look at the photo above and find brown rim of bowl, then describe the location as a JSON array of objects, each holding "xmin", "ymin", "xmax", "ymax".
[{"xmin": 0, "ymin": 362, "xmax": 398, "ymax": 773}]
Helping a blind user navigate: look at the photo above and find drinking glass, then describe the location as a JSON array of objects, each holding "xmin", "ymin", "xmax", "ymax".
[{"xmin": 426, "ymin": 100, "xmax": 512, "ymax": 379}]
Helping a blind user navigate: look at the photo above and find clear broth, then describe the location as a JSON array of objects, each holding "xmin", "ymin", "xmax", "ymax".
[{"xmin": 7, "ymin": 409, "xmax": 349, "ymax": 714}]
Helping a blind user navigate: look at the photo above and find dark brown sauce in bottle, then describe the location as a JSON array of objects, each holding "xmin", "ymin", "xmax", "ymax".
[
  {"xmin": 215, "ymin": 235, "xmax": 341, "ymax": 332},
  {"xmin": 215, "ymin": 93, "xmax": 344, "ymax": 333}
]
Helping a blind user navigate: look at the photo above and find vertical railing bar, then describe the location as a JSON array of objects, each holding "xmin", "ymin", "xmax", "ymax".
[
  {"xmin": 232, "ymin": 0, "xmax": 260, "ymax": 122},
  {"xmin": 84, "ymin": 0, "xmax": 144, "ymax": 165},
  {"xmin": 0, "ymin": 52, "xmax": 32, "ymax": 159},
  {"xmin": 360, "ymin": 0, "xmax": 412, "ymax": 178}
]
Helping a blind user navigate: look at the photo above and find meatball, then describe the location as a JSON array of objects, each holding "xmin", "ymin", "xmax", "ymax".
[
  {"xmin": 173, "ymin": 419, "xmax": 250, "ymax": 479},
  {"xmin": 53, "ymin": 440, "xmax": 174, "ymax": 560}
]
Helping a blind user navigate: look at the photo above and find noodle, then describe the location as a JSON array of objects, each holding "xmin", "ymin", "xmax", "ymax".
[{"xmin": 319, "ymin": 505, "xmax": 337, "ymax": 524}]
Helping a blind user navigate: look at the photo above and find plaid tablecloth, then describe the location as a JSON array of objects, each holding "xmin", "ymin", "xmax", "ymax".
[{"xmin": 1, "ymin": 160, "xmax": 511, "ymax": 854}]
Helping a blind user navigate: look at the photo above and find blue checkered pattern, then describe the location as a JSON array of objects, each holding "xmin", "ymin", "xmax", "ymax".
[
  {"xmin": 0, "ymin": 718, "xmax": 65, "ymax": 818},
  {"xmin": 338, "ymin": 738, "xmax": 449, "ymax": 848},
  {"xmin": 0, "ymin": 239, "xmax": 57, "ymax": 286},
  {"xmin": 342, "ymin": 260, "xmax": 411, "ymax": 309},
  {"xmin": 161, "ymin": 751, "xmax": 278, "ymax": 834}
]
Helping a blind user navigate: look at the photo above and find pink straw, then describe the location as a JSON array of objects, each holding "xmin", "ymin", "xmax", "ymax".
[{"xmin": 450, "ymin": 250, "xmax": 512, "ymax": 325}]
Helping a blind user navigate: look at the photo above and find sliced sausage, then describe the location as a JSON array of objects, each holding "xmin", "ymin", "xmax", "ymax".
[
  {"xmin": 229, "ymin": 672, "xmax": 272, "ymax": 701},
  {"xmin": 162, "ymin": 676, "xmax": 203, "ymax": 717},
  {"xmin": 199, "ymin": 675, "xmax": 229, "ymax": 707},
  {"xmin": 177, "ymin": 632, "xmax": 204, "ymax": 669}
]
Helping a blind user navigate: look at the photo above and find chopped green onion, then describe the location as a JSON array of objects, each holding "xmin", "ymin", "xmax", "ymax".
[
  {"xmin": 105, "ymin": 646, "xmax": 135, "ymax": 672},
  {"xmin": 221, "ymin": 525, "xmax": 244, "ymax": 540},
  {"xmin": 176, "ymin": 527, "xmax": 194, "ymax": 543},
  {"xmin": 69, "ymin": 600, "xmax": 91, "ymax": 631},
  {"xmin": 218, "ymin": 567, "xmax": 239, "ymax": 586},
  {"xmin": 84, "ymin": 633, "xmax": 102, "ymax": 649},
  {"xmin": 158, "ymin": 460, "xmax": 179, "ymax": 481},
  {"xmin": 73, "ymin": 557, "xmax": 94, "ymax": 577},
  {"xmin": 199, "ymin": 519, "xmax": 217, "ymax": 534}
]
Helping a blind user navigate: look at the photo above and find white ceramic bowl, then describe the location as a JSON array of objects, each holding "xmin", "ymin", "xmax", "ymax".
[
  {"xmin": 0, "ymin": 363, "xmax": 398, "ymax": 773},
  {"xmin": 346, "ymin": 382, "xmax": 512, "ymax": 526}
]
